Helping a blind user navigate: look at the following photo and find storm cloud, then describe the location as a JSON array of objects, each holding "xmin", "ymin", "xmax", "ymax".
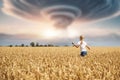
[{"xmin": 1, "ymin": 0, "xmax": 120, "ymax": 28}]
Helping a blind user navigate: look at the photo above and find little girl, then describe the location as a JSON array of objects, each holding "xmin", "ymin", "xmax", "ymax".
[{"xmin": 72, "ymin": 35, "xmax": 91, "ymax": 57}]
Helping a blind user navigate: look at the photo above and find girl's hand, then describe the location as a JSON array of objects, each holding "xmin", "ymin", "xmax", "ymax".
[{"xmin": 72, "ymin": 42, "xmax": 74, "ymax": 45}]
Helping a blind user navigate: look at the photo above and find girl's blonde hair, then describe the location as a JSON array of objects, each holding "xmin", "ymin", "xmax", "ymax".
[{"xmin": 80, "ymin": 35, "xmax": 84, "ymax": 40}]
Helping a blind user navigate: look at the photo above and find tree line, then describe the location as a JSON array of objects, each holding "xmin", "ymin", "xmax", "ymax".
[{"xmin": 8, "ymin": 42, "xmax": 60, "ymax": 47}]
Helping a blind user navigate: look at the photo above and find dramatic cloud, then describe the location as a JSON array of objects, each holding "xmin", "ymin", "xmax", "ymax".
[{"xmin": 1, "ymin": 0, "xmax": 120, "ymax": 28}]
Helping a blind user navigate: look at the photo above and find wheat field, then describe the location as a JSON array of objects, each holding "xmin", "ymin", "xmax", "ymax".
[{"xmin": 0, "ymin": 47, "xmax": 120, "ymax": 80}]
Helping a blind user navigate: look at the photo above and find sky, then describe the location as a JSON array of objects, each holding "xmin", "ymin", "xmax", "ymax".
[{"xmin": 0, "ymin": 0, "xmax": 120, "ymax": 46}]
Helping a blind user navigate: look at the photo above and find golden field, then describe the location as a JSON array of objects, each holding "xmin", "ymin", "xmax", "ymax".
[{"xmin": 0, "ymin": 47, "xmax": 120, "ymax": 80}]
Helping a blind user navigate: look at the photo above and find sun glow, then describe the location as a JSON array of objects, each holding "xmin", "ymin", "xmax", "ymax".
[
  {"xmin": 67, "ymin": 28, "xmax": 79, "ymax": 38},
  {"xmin": 43, "ymin": 29, "xmax": 58, "ymax": 39}
]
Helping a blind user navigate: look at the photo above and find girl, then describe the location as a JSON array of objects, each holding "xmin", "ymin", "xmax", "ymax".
[{"xmin": 72, "ymin": 35, "xmax": 90, "ymax": 57}]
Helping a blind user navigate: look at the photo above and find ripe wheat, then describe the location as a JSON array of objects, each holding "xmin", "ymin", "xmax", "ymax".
[{"xmin": 0, "ymin": 47, "xmax": 120, "ymax": 80}]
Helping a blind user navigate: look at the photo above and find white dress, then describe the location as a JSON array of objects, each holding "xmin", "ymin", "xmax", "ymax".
[{"xmin": 77, "ymin": 41, "xmax": 87, "ymax": 52}]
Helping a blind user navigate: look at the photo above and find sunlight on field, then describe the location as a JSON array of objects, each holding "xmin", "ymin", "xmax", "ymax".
[{"xmin": 0, "ymin": 47, "xmax": 120, "ymax": 80}]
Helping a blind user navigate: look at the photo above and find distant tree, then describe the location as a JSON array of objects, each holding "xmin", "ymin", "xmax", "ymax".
[
  {"xmin": 30, "ymin": 42, "xmax": 35, "ymax": 47},
  {"xmin": 36, "ymin": 42, "xmax": 39, "ymax": 47},
  {"xmin": 39, "ymin": 45, "xmax": 43, "ymax": 47},
  {"xmin": 21, "ymin": 44, "xmax": 24, "ymax": 47},
  {"xmin": 48, "ymin": 44, "xmax": 54, "ymax": 47},
  {"xmin": 44, "ymin": 45, "xmax": 47, "ymax": 47},
  {"xmin": 9, "ymin": 45, "xmax": 13, "ymax": 47},
  {"xmin": 48, "ymin": 44, "xmax": 51, "ymax": 47},
  {"xmin": 26, "ymin": 45, "xmax": 29, "ymax": 47},
  {"xmin": 15, "ymin": 45, "xmax": 18, "ymax": 47}
]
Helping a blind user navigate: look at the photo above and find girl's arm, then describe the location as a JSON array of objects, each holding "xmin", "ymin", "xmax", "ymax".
[
  {"xmin": 72, "ymin": 42, "xmax": 79, "ymax": 48},
  {"xmin": 86, "ymin": 45, "xmax": 91, "ymax": 50}
]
